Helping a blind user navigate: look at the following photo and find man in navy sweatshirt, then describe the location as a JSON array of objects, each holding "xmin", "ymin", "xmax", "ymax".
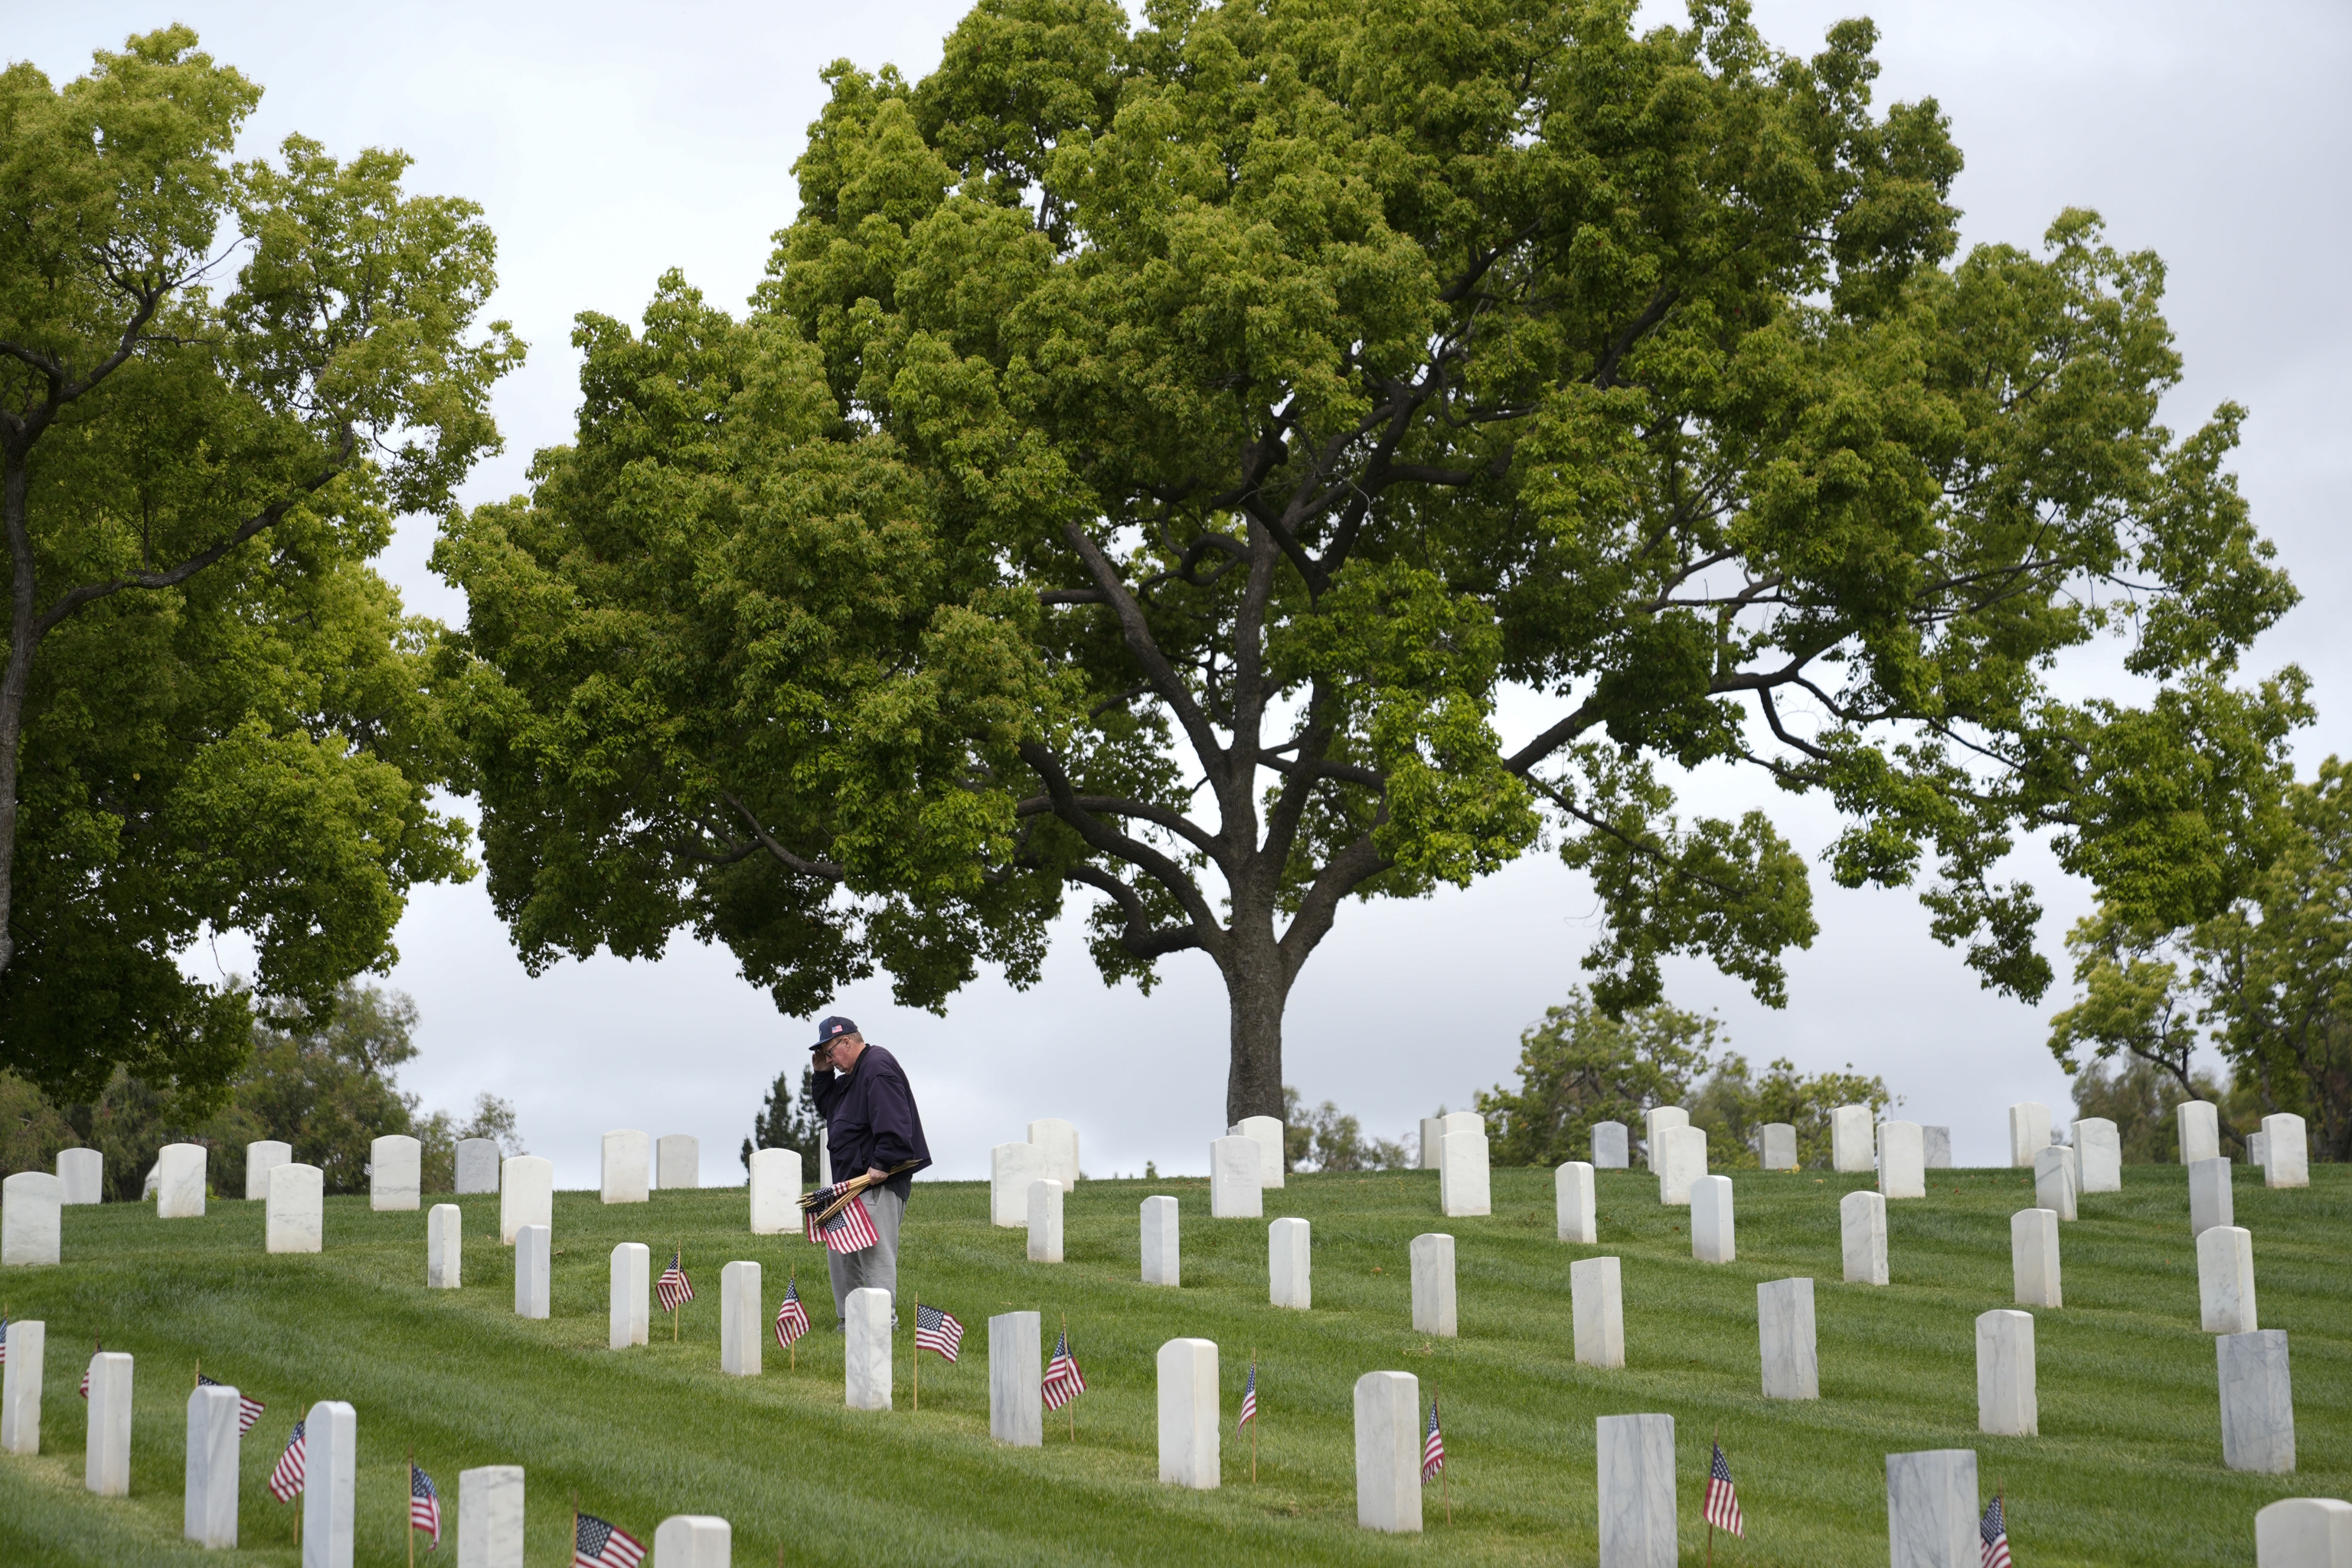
[{"xmin": 808, "ymin": 1014, "xmax": 932, "ymax": 1325}]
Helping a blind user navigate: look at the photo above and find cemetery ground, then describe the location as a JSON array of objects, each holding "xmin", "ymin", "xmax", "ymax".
[{"xmin": 1, "ymin": 1165, "xmax": 2344, "ymax": 1566}]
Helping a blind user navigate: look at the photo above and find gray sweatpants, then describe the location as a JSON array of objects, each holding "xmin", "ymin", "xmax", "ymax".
[{"xmin": 825, "ymin": 1185, "xmax": 905, "ymax": 1322}]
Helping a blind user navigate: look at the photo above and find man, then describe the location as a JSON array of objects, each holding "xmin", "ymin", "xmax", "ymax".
[{"xmin": 807, "ymin": 1015, "xmax": 931, "ymax": 1324}]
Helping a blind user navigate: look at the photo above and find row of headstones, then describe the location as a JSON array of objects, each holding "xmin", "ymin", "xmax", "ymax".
[
  {"xmin": 0, "ymin": 1331, "xmax": 730, "ymax": 1564},
  {"xmin": 985, "ymin": 1118, "xmax": 1084, "ymax": 1225}
]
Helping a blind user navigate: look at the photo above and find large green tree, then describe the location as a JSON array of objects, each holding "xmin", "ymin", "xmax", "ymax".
[
  {"xmin": 440, "ymin": 0, "xmax": 2302, "ymax": 1122},
  {"xmin": 0, "ymin": 31, "xmax": 518, "ymax": 1102}
]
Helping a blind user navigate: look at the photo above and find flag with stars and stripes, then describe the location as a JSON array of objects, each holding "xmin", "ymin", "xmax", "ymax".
[
  {"xmin": 1421, "ymin": 1398, "xmax": 1445, "ymax": 1481},
  {"xmin": 1236, "ymin": 1361, "xmax": 1257, "ymax": 1430},
  {"xmin": 1981, "ymin": 1494, "xmax": 2012, "ymax": 1568},
  {"xmin": 774, "ymin": 1279, "xmax": 810, "ymax": 1349},
  {"xmin": 573, "ymin": 1511, "xmax": 646, "ymax": 1568},
  {"xmin": 1704, "ymin": 1440, "xmax": 1744, "ymax": 1537},
  {"xmin": 0, "ymin": 1315, "xmax": 8, "ymax": 1363},
  {"xmin": 802, "ymin": 1184, "xmax": 880, "ymax": 1253},
  {"xmin": 1041, "ymin": 1328, "xmax": 1086, "ymax": 1410},
  {"xmin": 914, "ymin": 1302, "xmax": 964, "ymax": 1362},
  {"xmin": 656, "ymin": 1253, "xmax": 694, "ymax": 1315},
  {"xmin": 410, "ymin": 1462, "xmax": 442, "ymax": 1549},
  {"xmin": 267, "ymin": 1420, "xmax": 307, "ymax": 1502},
  {"xmin": 197, "ymin": 1374, "xmax": 267, "ymax": 1435}
]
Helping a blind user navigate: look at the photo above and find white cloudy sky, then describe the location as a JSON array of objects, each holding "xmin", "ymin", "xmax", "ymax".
[{"xmin": 15, "ymin": 1, "xmax": 2347, "ymax": 1184}]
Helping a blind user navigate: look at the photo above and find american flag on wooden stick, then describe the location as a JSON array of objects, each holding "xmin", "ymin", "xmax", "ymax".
[
  {"xmin": 1, "ymin": 1315, "xmax": 8, "ymax": 1363},
  {"xmin": 1704, "ymin": 1440, "xmax": 1744, "ymax": 1537},
  {"xmin": 77, "ymin": 1338, "xmax": 100, "ymax": 1398},
  {"xmin": 774, "ymin": 1279, "xmax": 810, "ymax": 1349},
  {"xmin": 656, "ymin": 1252, "xmax": 694, "ymax": 1314},
  {"xmin": 1236, "ymin": 1361, "xmax": 1257, "ymax": 1430},
  {"xmin": 802, "ymin": 1184, "xmax": 880, "ymax": 1253},
  {"xmin": 914, "ymin": 1302, "xmax": 964, "ymax": 1362},
  {"xmin": 573, "ymin": 1511, "xmax": 645, "ymax": 1568},
  {"xmin": 1980, "ymin": 1494, "xmax": 2012, "ymax": 1568},
  {"xmin": 197, "ymin": 1374, "xmax": 267, "ymax": 1434},
  {"xmin": 410, "ymin": 1462, "xmax": 443, "ymax": 1549},
  {"xmin": 266, "ymin": 1420, "xmax": 306, "ymax": 1503},
  {"xmin": 1041, "ymin": 1328, "xmax": 1086, "ymax": 1410},
  {"xmin": 1422, "ymin": 1399, "xmax": 1445, "ymax": 1481}
]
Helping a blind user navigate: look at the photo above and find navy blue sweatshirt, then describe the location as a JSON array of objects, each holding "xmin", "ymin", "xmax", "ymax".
[{"xmin": 811, "ymin": 1044, "xmax": 932, "ymax": 1201}]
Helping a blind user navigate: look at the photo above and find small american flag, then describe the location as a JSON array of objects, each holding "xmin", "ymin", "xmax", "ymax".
[
  {"xmin": 197, "ymin": 1374, "xmax": 267, "ymax": 1435},
  {"xmin": 574, "ymin": 1511, "xmax": 646, "ymax": 1568},
  {"xmin": 267, "ymin": 1420, "xmax": 307, "ymax": 1503},
  {"xmin": 774, "ymin": 1279, "xmax": 810, "ymax": 1349},
  {"xmin": 1041, "ymin": 1328, "xmax": 1086, "ymax": 1410},
  {"xmin": 1704, "ymin": 1440, "xmax": 1744, "ymax": 1537},
  {"xmin": 1, "ymin": 1315, "xmax": 8, "ymax": 1363},
  {"xmin": 1981, "ymin": 1494, "xmax": 2012, "ymax": 1568},
  {"xmin": 410, "ymin": 1462, "xmax": 442, "ymax": 1549},
  {"xmin": 1422, "ymin": 1398, "xmax": 1445, "ymax": 1481},
  {"xmin": 804, "ymin": 1186, "xmax": 880, "ymax": 1253},
  {"xmin": 914, "ymin": 1302, "xmax": 964, "ymax": 1362},
  {"xmin": 1236, "ymin": 1361, "xmax": 1257, "ymax": 1430},
  {"xmin": 656, "ymin": 1252, "xmax": 694, "ymax": 1315}
]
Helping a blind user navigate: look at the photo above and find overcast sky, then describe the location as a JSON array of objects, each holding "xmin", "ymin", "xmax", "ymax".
[{"xmin": 14, "ymin": 1, "xmax": 2347, "ymax": 1185}]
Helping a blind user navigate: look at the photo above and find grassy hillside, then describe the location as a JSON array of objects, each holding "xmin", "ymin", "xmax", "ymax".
[{"xmin": 0, "ymin": 1159, "xmax": 2342, "ymax": 1565}]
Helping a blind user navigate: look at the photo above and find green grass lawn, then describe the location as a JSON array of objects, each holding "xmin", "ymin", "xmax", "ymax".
[{"xmin": 0, "ymin": 1160, "xmax": 2342, "ymax": 1565}]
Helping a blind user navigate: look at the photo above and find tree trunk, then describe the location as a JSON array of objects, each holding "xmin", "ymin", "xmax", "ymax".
[
  {"xmin": 1223, "ymin": 926, "xmax": 1292, "ymax": 1127},
  {"xmin": 0, "ymin": 446, "xmax": 38, "ymax": 978}
]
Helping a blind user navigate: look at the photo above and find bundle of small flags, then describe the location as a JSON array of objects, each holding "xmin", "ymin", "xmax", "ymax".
[
  {"xmin": 1705, "ymin": 1440, "xmax": 1744, "ymax": 1537},
  {"xmin": 574, "ymin": 1511, "xmax": 646, "ymax": 1568},
  {"xmin": 800, "ymin": 1180, "xmax": 880, "ymax": 1253},
  {"xmin": 656, "ymin": 1253, "xmax": 694, "ymax": 1315},
  {"xmin": 914, "ymin": 1303, "xmax": 964, "ymax": 1362},
  {"xmin": 1981, "ymin": 1495, "xmax": 2012, "ymax": 1568},
  {"xmin": 197, "ymin": 1374, "xmax": 267, "ymax": 1435},
  {"xmin": 1422, "ymin": 1399, "xmax": 1445, "ymax": 1481},
  {"xmin": 267, "ymin": 1420, "xmax": 307, "ymax": 1503},
  {"xmin": 1041, "ymin": 1328, "xmax": 1086, "ymax": 1410},
  {"xmin": 773, "ymin": 1279, "xmax": 810, "ymax": 1350},
  {"xmin": 1236, "ymin": 1362, "xmax": 1257, "ymax": 1431},
  {"xmin": 410, "ymin": 1462, "xmax": 443, "ymax": 1550}
]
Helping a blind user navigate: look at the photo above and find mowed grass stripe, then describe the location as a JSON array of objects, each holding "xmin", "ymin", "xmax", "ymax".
[{"xmin": 0, "ymin": 1164, "xmax": 2341, "ymax": 1564}]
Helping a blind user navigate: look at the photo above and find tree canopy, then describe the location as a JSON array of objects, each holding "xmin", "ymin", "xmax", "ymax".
[
  {"xmin": 0, "ymin": 29, "xmax": 518, "ymax": 1103},
  {"xmin": 439, "ymin": 0, "xmax": 2303, "ymax": 1122}
]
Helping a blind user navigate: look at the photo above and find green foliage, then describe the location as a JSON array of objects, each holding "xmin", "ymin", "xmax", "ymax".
[
  {"xmin": 1281, "ymin": 1084, "xmax": 1413, "ymax": 1172},
  {"xmin": 1476, "ymin": 987, "xmax": 1721, "ymax": 1166},
  {"xmin": 2068, "ymin": 1055, "xmax": 2233, "ymax": 1166},
  {"xmin": 0, "ymin": 29, "xmax": 518, "ymax": 1106},
  {"xmin": 742, "ymin": 1066, "xmax": 827, "ymax": 1174},
  {"xmin": 1690, "ymin": 1052, "xmax": 1895, "ymax": 1171}
]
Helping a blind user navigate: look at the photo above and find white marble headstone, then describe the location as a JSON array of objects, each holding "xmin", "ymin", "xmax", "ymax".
[
  {"xmin": 1878, "ymin": 1121, "xmax": 1925, "ymax": 1199},
  {"xmin": 1842, "ymin": 1190, "xmax": 1889, "ymax": 1285},
  {"xmin": 454, "ymin": 1138, "xmax": 501, "ymax": 1195},
  {"xmin": 1761, "ymin": 1122, "xmax": 1798, "ymax": 1171},
  {"xmin": 601, "ymin": 1130, "xmax": 651, "ymax": 1205},
  {"xmin": 817, "ymin": 1126, "xmax": 831, "ymax": 1188},
  {"xmin": 1027, "ymin": 1117, "xmax": 1082, "ymax": 1189},
  {"xmin": 747, "ymin": 1148, "xmax": 802, "ymax": 1235},
  {"xmin": 720, "ymin": 1259, "xmax": 762, "ymax": 1376},
  {"xmin": 1596, "ymin": 1413, "xmax": 1675, "ymax": 1567},
  {"xmin": 1759, "ymin": 1277, "xmax": 1818, "ymax": 1400},
  {"xmin": 2199, "ymin": 1224, "xmax": 2258, "ymax": 1334},
  {"xmin": 266, "ymin": 1163, "xmax": 324, "ymax": 1254},
  {"xmin": 1439, "ymin": 1128, "xmax": 1491, "ymax": 1217},
  {"xmin": 1922, "ymin": 1126, "xmax": 1953, "ymax": 1170},
  {"xmin": 1830, "ymin": 1105, "xmax": 1874, "ymax": 1174},
  {"xmin": 1419, "ymin": 1117, "xmax": 1444, "ymax": 1170},
  {"xmin": 1591, "ymin": 1121, "xmax": 1629, "ymax": 1170},
  {"xmin": 1027, "ymin": 1179, "xmax": 1064, "ymax": 1263},
  {"xmin": 155, "ymin": 1142, "xmax": 206, "ymax": 1218},
  {"xmin": 2, "ymin": 1171, "xmax": 62, "ymax": 1266},
  {"xmin": 2249, "ymin": 1130, "xmax": 2271, "ymax": 1168},
  {"xmin": 1690, "ymin": 1174, "xmax": 1734, "ymax": 1263},
  {"xmin": 2011, "ymin": 1208, "xmax": 2061, "ymax": 1308},
  {"xmin": 845, "ymin": 1286, "xmax": 892, "ymax": 1410},
  {"xmin": 653, "ymin": 1515, "xmax": 730, "ymax": 1566},
  {"xmin": 1140, "ymin": 1194, "xmax": 1180, "ymax": 1286},
  {"xmin": 459, "ymin": 1465, "xmax": 526, "ymax": 1568},
  {"xmin": 56, "ymin": 1148, "xmax": 101, "ymax": 1206},
  {"xmin": 1155, "ymin": 1337, "xmax": 1220, "ymax": 1488},
  {"xmin": 1642, "ymin": 1106, "xmax": 1688, "ymax": 1170},
  {"xmin": 2262, "ymin": 1112, "xmax": 2310, "ymax": 1190},
  {"xmin": 2007, "ymin": 1102, "xmax": 2051, "ymax": 1168},
  {"xmin": 1975, "ymin": 1309, "xmax": 2036, "ymax": 1436},
  {"xmin": 1209, "ymin": 1135, "xmax": 1263, "ymax": 1219},
  {"xmin": 2219, "ymin": 1328, "xmax": 2295, "ymax": 1473},
  {"xmin": 2, "ymin": 1318, "xmax": 44, "ymax": 1454},
  {"xmin": 610, "ymin": 1243, "xmax": 649, "ymax": 1350},
  {"xmin": 2190, "ymin": 1156, "xmax": 2234, "ymax": 1237},
  {"xmin": 1556, "ymin": 1161, "xmax": 1596, "ymax": 1243},
  {"xmin": 990, "ymin": 1142, "xmax": 1047, "ymax": 1228},
  {"xmin": 1886, "ymin": 1449, "xmax": 1978, "ymax": 1568},
  {"xmin": 1442, "ymin": 1110, "xmax": 1484, "ymax": 1137},
  {"xmin": 2177, "ymin": 1099, "xmax": 2221, "ymax": 1165},
  {"xmin": 1410, "ymin": 1232, "xmax": 1456, "ymax": 1337},
  {"xmin": 85, "ymin": 1351, "xmax": 132, "ymax": 1496},
  {"xmin": 1655, "ymin": 1124, "xmax": 1707, "ymax": 1207},
  {"xmin": 2253, "ymin": 1498, "xmax": 2352, "ymax": 1568},
  {"xmin": 989, "ymin": 1311, "xmax": 1041, "ymax": 1447},
  {"xmin": 244, "ymin": 1140, "xmax": 292, "ymax": 1200},
  {"xmin": 370, "ymin": 1134, "xmax": 421, "ymax": 1211},
  {"xmin": 499, "ymin": 1155, "xmax": 554, "ymax": 1245},
  {"xmin": 185, "ymin": 1381, "xmax": 241, "ymax": 1547},
  {"xmin": 655, "ymin": 1134, "xmax": 700, "ymax": 1190},
  {"xmin": 1230, "ymin": 1116, "xmax": 1283, "ymax": 1190},
  {"xmin": 2033, "ymin": 1145, "xmax": 2076, "ymax": 1221},
  {"xmin": 1571, "ymin": 1256, "xmax": 1624, "ymax": 1367},
  {"xmin": 515, "ymin": 1224, "xmax": 550, "ymax": 1319},
  {"xmin": 428, "ymin": 1204, "xmax": 462, "ymax": 1289},
  {"xmin": 303, "ymin": 1399, "xmax": 358, "ymax": 1566},
  {"xmin": 1269, "ymin": 1217, "xmax": 1310, "ymax": 1309},
  {"xmin": 1352, "ymin": 1370, "xmax": 1421, "ymax": 1532},
  {"xmin": 2073, "ymin": 1118, "xmax": 2122, "ymax": 1193}
]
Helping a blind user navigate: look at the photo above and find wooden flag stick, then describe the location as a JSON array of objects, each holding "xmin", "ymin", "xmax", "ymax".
[
  {"xmin": 912, "ymin": 1298, "xmax": 920, "ymax": 1412},
  {"xmin": 1250, "ymin": 1349, "xmax": 1257, "ymax": 1484},
  {"xmin": 193, "ymin": 1357, "xmax": 200, "ymax": 1389},
  {"xmin": 674, "ymin": 1243, "xmax": 683, "ymax": 1342},
  {"xmin": 572, "ymin": 1492, "xmax": 580, "ymax": 1565},
  {"xmin": 1063, "ymin": 1313, "xmax": 1073, "ymax": 1442},
  {"xmin": 1707, "ymin": 1423, "xmax": 1717, "ymax": 1568},
  {"xmin": 407, "ymin": 1446, "xmax": 416, "ymax": 1568}
]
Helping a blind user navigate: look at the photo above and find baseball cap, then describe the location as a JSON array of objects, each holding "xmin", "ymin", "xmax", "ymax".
[{"xmin": 813, "ymin": 1014, "xmax": 860, "ymax": 1047}]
